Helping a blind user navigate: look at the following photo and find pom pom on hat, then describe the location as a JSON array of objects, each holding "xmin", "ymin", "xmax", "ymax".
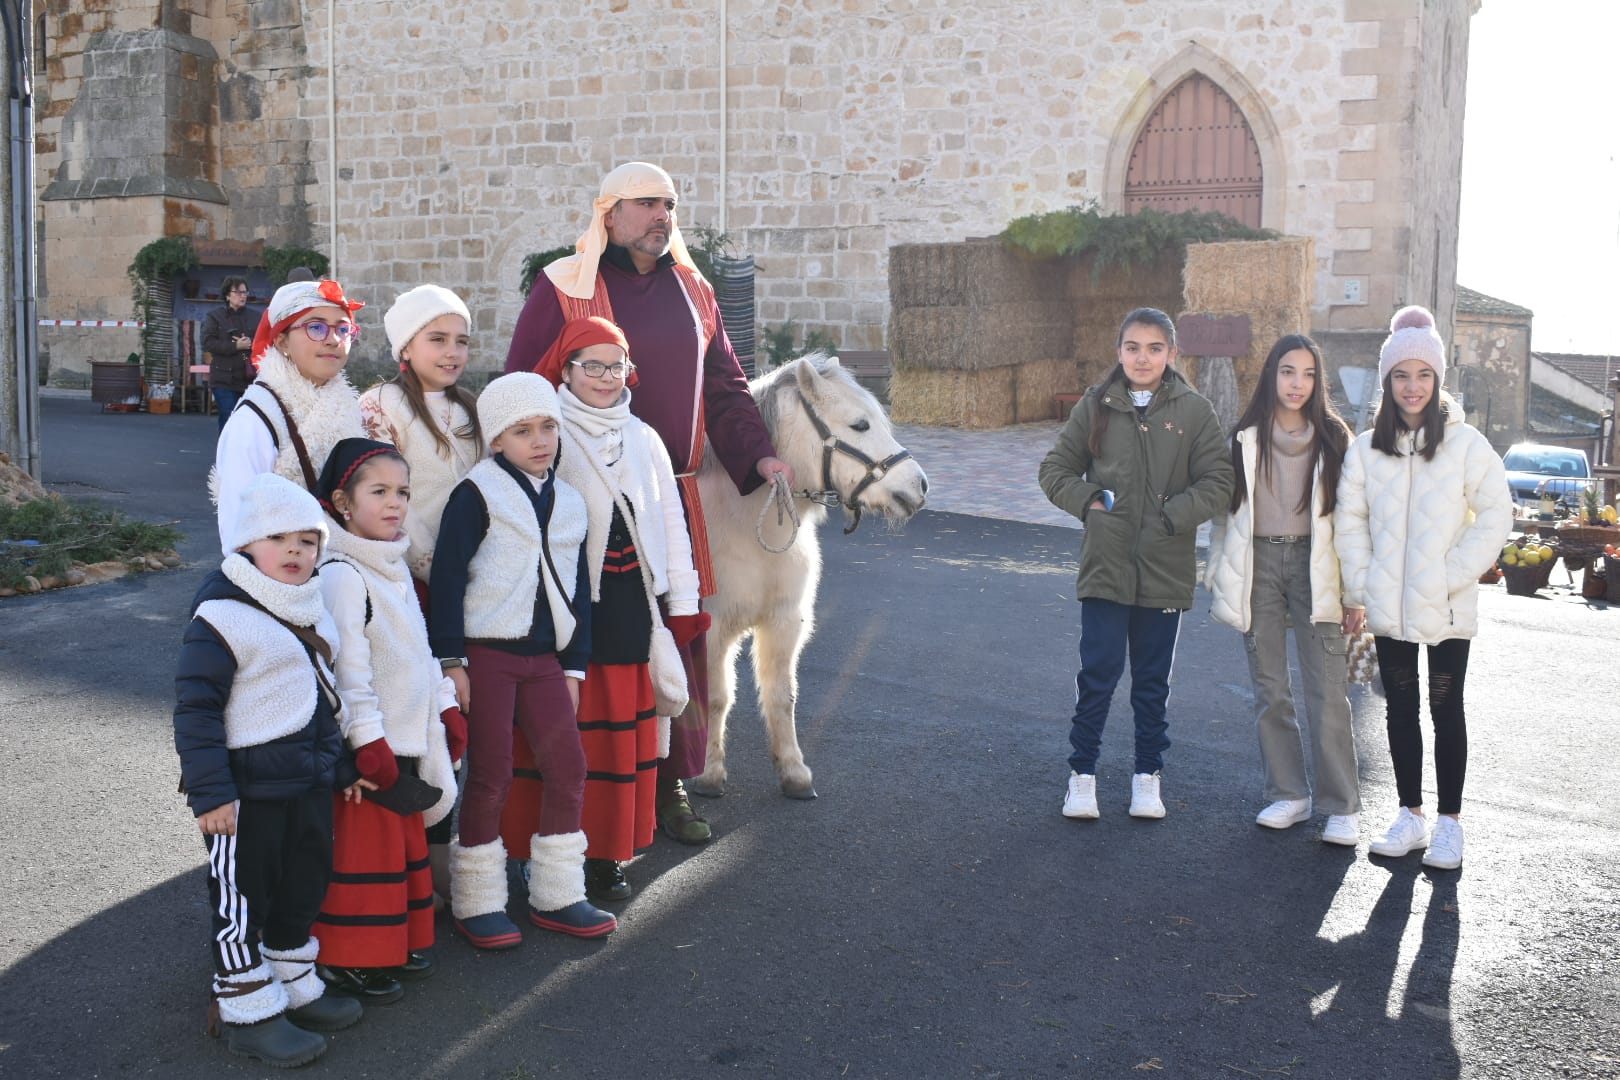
[
  {"xmin": 477, "ymin": 372, "xmax": 561, "ymax": 450},
  {"xmin": 384, "ymin": 284, "xmax": 471, "ymax": 363},
  {"xmin": 226, "ymin": 472, "xmax": 330, "ymax": 553},
  {"xmin": 1378, "ymin": 304, "xmax": 1446, "ymax": 385}
]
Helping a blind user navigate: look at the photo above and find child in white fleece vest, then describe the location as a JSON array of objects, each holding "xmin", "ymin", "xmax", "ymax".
[
  {"xmin": 173, "ymin": 473, "xmax": 369, "ymax": 1068},
  {"xmin": 428, "ymin": 372, "xmax": 616, "ymax": 947}
]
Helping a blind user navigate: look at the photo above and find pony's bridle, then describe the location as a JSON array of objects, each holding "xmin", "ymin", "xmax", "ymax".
[{"xmin": 793, "ymin": 391, "xmax": 913, "ymax": 535}]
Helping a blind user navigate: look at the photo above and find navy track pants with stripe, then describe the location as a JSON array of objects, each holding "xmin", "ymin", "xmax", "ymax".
[{"xmin": 204, "ymin": 791, "xmax": 333, "ymax": 973}]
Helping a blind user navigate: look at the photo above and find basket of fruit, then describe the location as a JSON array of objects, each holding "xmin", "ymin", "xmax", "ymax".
[
  {"xmin": 1559, "ymin": 491, "xmax": 1620, "ymax": 547},
  {"xmin": 1497, "ymin": 538, "xmax": 1556, "ymax": 596}
]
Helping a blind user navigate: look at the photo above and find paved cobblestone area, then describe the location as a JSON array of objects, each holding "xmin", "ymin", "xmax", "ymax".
[{"xmin": 894, "ymin": 421, "xmax": 1078, "ymax": 529}]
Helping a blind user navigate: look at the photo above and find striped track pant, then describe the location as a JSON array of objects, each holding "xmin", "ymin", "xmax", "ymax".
[{"xmin": 204, "ymin": 791, "xmax": 333, "ymax": 973}]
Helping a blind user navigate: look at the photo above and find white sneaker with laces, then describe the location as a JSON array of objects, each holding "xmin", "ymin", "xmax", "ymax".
[
  {"xmin": 1255, "ymin": 798, "xmax": 1312, "ymax": 829},
  {"xmin": 1369, "ymin": 807, "xmax": 1429, "ymax": 857},
  {"xmin": 1421, "ymin": 816, "xmax": 1464, "ymax": 869},
  {"xmin": 1062, "ymin": 772, "xmax": 1099, "ymax": 819},
  {"xmin": 1320, "ymin": 813, "xmax": 1359, "ymax": 846},
  {"xmin": 1129, "ymin": 773, "xmax": 1165, "ymax": 819}
]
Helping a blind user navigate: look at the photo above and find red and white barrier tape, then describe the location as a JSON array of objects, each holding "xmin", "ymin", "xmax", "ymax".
[{"xmin": 37, "ymin": 319, "xmax": 146, "ymax": 328}]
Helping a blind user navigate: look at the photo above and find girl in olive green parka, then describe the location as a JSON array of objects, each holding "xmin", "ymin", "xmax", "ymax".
[{"xmin": 1039, "ymin": 307, "xmax": 1234, "ymax": 821}]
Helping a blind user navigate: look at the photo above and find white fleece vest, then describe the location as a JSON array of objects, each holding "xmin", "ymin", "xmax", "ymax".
[
  {"xmin": 193, "ymin": 556, "xmax": 340, "ymax": 750},
  {"xmin": 1206, "ymin": 426, "xmax": 1345, "ymax": 633},
  {"xmin": 359, "ymin": 382, "xmax": 480, "ymax": 581},
  {"xmin": 319, "ymin": 529, "xmax": 458, "ymax": 827},
  {"xmin": 461, "ymin": 458, "xmax": 587, "ymax": 649}
]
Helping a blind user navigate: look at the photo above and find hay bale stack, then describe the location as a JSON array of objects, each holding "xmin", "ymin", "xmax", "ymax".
[
  {"xmin": 891, "ymin": 356, "xmax": 1077, "ymax": 429},
  {"xmin": 889, "ymin": 239, "xmax": 1069, "ymax": 311},
  {"xmin": 1181, "ymin": 238, "xmax": 1315, "ymax": 406},
  {"xmin": 1067, "ymin": 252, "xmax": 1185, "ymax": 390},
  {"xmin": 890, "ymin": 302, "xmax": 1071, "ymax": 372}
]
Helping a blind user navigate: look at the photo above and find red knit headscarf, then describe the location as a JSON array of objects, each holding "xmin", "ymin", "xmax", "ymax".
[
  {"xmin": 533, "ymin": 315, "xmax": 636, "ymax": 388},
  {"xmin": 250, "ymin": 278, "xmax": 366, "ymax": 368}
]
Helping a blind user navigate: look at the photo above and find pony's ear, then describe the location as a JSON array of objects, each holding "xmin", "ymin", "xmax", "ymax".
[{"xmin": 793, "ymin": 356, "xmax": 828, "ymax": 400}]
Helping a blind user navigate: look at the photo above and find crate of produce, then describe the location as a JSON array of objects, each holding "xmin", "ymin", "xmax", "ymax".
[{"xmin": 1497, "ymin": 537, "xmax": 1556, "ymax": 596}]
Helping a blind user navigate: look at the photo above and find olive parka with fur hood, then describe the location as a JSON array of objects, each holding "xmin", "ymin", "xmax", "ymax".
[{"xmin": 1040, "ymin": 368, "xmax": 1234, "ymax": 610}]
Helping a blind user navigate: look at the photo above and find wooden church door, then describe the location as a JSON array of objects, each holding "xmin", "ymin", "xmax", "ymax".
[{"xmin": 1124, "ymin": 74, "xmax": 1263, "ymax": 227}]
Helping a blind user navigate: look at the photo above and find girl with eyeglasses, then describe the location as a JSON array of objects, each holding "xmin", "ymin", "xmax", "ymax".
[
  {"xmin": 497, "ymin": 316, "xmax": 704, "ymax": 903},
  {"xmin": 212, "ymin": 279, "xmax": 367, "ymax": 555}
]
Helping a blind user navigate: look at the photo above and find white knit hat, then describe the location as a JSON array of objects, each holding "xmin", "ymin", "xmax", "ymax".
[
  {"xmin": 1378, "ymin": 305, "xmax": 1447, "ymax": 385},
  {"xmin": 226, "ymin": 472, "xmax": 330, "ymax": 553},
  {"xmin": 383, "ymin": 284, "xmax": 471, "ymax": 362},
  {"xmin": 477, "ymin": 372, "xmax": 560, "ymax": 449}
]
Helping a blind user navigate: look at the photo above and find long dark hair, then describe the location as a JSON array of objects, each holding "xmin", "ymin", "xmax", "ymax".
[
  {"xmin": 1086, "ymin": 307, "xmax": 1178, "ymax": 457},
  {"xmin": 390, "ymin": 362, "xmax": 482, "ymax": 457},
  {"xmin": 1370, "ymin": 369, "xmax": 1444, "ymax": 461},
  {"xmin": 1229, "ymin": 334, "xmax": 1351, "ymax": 514}
]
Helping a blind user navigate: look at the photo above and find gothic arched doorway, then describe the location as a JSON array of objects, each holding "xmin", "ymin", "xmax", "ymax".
[{"xmin": 1123, "ymin": 73, "xmax": 1263, "ymax": 227}]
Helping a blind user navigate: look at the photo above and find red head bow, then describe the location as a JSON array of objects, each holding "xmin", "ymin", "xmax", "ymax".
[{"xmin": 251, "ymin": 278, "xmax": 366, "ymax": 368}]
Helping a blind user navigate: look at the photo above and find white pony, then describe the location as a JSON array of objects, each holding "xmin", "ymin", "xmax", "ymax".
[{"xmin": 689, "ymin": 354, "xmax": 928, "ymax": 800}]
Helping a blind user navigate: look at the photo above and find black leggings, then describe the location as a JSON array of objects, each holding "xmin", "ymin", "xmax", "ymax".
[{"xmin": 1374, "ymin": 636, "xmax": 1470, "ymax": 815}]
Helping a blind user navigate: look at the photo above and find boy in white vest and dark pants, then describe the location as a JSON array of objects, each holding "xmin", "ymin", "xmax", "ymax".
[
  {"xmin": 429, "ymin": 372, "xmax": 616, "ymax": 946},
  {"xmin": 174, "ymin": 473, "xmax": 368, "ymax": 1068}
]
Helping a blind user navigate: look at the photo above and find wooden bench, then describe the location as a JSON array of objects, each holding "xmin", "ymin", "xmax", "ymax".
[
  {"xmin": 1055, "ymin": 391, "xmax": 1082, "ymax": 415},
  {"xmin": 835, "ymin": 349, "xmax": 892, "ymax": 379}
]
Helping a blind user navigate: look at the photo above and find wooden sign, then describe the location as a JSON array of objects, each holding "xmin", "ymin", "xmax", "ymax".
[
  {"xmin": 1177, "ymin": 314, "xmax": 1252, "ymax": 357},
  {"xmin": 194, "ymin": 238, "xmax": 266, "ymax": 267}
]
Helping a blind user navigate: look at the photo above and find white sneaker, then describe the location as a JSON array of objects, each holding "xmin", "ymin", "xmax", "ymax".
[
  {"xmin": 1320, "ymin": 813, "xmax": 1360, "ymax": 846},
  {"xmin": 1129, "ymin": 773, "xmax": 1165, "ymax": 819},
  {"xmin": 1421, "ymin": 817, "xmax": 1464, "ymax": 869},
  {"xmin": 1255, "ymin": 798, "xmax": 1312, "ymax": 829},
  {"xmin": 1062, "ymin": 772, "xmax": 1099, "ymax": 819},
  {"xmin": 1369, "ymin": 808, "xmax": 1429, "ymax": 857}
]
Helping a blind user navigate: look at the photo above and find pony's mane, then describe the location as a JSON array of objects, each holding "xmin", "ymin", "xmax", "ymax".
[{"xmin": 752, "ymin": 351, "xmax": 872, "ymax": 433}]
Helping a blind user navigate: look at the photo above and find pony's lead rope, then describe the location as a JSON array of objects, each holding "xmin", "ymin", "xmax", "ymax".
[{"xmin": 755, "ymin": 474, "xmax": 801, "ymax": 553}]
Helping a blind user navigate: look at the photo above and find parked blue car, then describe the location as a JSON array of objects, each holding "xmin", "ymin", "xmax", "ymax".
[{"xmin": 1501, "ymin": 442, "xmax": 1594, "ymax": 513}]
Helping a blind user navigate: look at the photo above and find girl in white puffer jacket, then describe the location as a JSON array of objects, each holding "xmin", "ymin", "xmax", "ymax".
[
  {"xmin": 1206, "ymin": 334, "xmax": 1362, "ymax": 846},
  {"xmin": 1334, "ymin": 306, "xmax": 1512, "ymax": 872}
]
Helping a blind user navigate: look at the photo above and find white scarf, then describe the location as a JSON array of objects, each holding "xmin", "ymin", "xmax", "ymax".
[
  {"xmin": 557, "ymin": 385, "xmax": 659, "ymax": 602},
  {"xmin": 221, "ymin": 551, "xmax": 330, "ymax": 630},
  {"xmin": 252, "ymin": 345, "xmax": 363, "ymax": 484},
  {"xmin": 324, "ymin": 527, "xmax": 412, "ymax": 585}
]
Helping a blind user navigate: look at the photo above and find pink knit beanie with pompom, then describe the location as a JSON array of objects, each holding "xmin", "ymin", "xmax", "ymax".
[{"xmin": 1378, "ymin": 305, "xmax": 1446, "ymax": 384}]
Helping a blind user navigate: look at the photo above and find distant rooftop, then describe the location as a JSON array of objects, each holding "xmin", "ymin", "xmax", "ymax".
[
  {"xmin": 1528, "ymin": 382, "xmax": 1603, "ymax": 437},
  {"xmin": 1456, "ymin": 285, "xmax": 1533, "ymax": 320},
  {"xmin": 1533, "ymin": 351, "xmax": 1620, "ymax": 396}
]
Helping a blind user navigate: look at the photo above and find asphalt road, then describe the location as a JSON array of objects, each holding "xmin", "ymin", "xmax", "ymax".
[{"xmin": 1, "ymin": 396, "xmax": 1616, "ymax": 1079}]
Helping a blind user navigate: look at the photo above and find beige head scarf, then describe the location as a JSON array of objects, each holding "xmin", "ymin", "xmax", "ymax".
[{"xmin": 543, "ymin": 162, "xmax": 698, "ymax": 300}]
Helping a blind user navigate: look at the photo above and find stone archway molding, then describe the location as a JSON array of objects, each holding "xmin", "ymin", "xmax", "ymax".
[{"xmin": 1102, "ymin": 43, "xmax": 1287, "ymax": 231}]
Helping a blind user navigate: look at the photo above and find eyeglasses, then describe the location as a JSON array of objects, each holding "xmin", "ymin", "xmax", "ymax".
[
  {"xmin": 569, "ymin": 359, "xmax": 635, "ymax": 380},
  {"xmin": 293, "ymin": 320, "xmax": 360, "ymax": 344},
  {"xmin": 229, "ymin": 287, "xmax": 248, "ymax": 296}
]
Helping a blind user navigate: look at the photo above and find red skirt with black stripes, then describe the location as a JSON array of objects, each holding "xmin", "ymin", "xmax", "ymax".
[
  {"xmin": 313, "ymin": 796, "xmax": 434, "ymax": 968},
  {"xmin": 500, "ymin": 661, "xmax": 658, "ymax": 863}
]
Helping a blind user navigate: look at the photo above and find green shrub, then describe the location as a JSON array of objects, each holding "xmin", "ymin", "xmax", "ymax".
[
  {"xmin": 1002, "ymin": 201, "xmax": 1276, "ymax": 277},
  {"xmin": 759, "ymin": 321, "xmax": 838, "ymax": 372},
  {"xmin": 262, "ymin": 246, "xmax": 331, "ymax": 286},
  {"xmin": 0, "ymin": 496, "xmax": 182, "ymax": 589}
]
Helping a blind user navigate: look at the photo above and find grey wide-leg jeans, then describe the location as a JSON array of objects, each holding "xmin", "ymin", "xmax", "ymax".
[{"xmin": 1242, "ymin": 540, "xmax": 1361, "ymax": 814}]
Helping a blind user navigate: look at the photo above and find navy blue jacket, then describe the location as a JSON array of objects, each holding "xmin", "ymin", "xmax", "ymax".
[{"xmin": 173, "ymin": 568, "xmax": 356, "ymax": 816}]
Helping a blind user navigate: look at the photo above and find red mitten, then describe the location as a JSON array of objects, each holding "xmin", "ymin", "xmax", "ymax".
[
  {"xmin": 440, "ymin": 706, "xmax": 468, "ymax": 765},
  {"xmin": 665, "ymin": 612, "xmax": 711, "ymax": 649},
  {"xmin": 354, "ymin": 738, "xmax": 399, "ymax": 791}
]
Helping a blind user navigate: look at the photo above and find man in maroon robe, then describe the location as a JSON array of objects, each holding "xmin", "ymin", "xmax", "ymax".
[{"xmin": 507, "ymin": 161, "xmax": 791, "ymax": 845}]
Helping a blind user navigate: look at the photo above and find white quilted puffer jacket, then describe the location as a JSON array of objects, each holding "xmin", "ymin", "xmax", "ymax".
[
  {"xmin": 1333, "ymin": 397, "xmax": 1512, "ymax": 644},
  {"xmin": 1205, "ymin": 426, "xmax": 1345, "ymax": 634}
]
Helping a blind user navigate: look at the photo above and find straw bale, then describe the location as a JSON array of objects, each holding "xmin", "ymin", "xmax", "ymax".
[
  {"xmin": 891, "ymin": 302, "xmax": 1071, "ymax": 373},
  {"xmin": 889, "ymin": 243, "xmax": 968, "ymax": 309},
  {"xmin": 1183, "ymin": 238, "xmax": 1314, "ymax": 314},
  {"xmin": 1066, "ymin": 252, "xmax": 1185, "ymax": 305},
  {"xmin": 891, "ymin": 357, "xmax": 1079, "ymax": 429}
]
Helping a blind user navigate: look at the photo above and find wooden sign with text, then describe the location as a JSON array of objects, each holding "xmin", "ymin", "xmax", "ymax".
[{"xmin": 1177, "ymin": 314, "xmax": 1252, "ymax": 357}]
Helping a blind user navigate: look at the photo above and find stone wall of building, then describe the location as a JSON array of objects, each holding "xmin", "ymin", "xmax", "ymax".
[
  {"xmin": 36, "ymin": 1, "xmax": 1478, "ymax": 383},
  {"xmin": 1454, "ymin": 311, "xmax": 1529, "ymax": 450}
]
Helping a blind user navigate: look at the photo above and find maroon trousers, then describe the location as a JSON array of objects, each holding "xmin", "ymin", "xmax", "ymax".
[{"xmin": 460, "ymin": 645, "xmax": 584, "ymax": 846}]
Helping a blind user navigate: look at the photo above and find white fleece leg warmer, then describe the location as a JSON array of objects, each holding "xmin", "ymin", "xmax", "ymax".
[
  {"xmin": 449, "ymin": 837, "xmax": 511, "ymax": 920},
  {"xmin": 527, "ymin": 830, "xmax": 587, "ymax": 912},
  {"xmin": 260, "ymin": 937, "xmax": 324, "ymax": 1010},
  {"xmin": 212, "ymin": 961, "xmax": 287, "ymax": 1026},
  {"xmin": 657, "ymin": 717, "xmax": 672, "ymax": 759}
]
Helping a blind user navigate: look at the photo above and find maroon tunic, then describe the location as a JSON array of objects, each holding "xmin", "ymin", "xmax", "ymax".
[{"xmin": 506, "ymin": 246, "xmax": 775, "ymax": 498}]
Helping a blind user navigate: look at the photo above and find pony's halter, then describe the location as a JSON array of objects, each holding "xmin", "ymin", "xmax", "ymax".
[{"xmin": 793, "ymin": 390, "xmax": 913, "ymax": 536}]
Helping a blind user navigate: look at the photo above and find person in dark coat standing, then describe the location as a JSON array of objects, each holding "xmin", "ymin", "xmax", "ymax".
[
  {"xmin": 201, "ymin": 276, "xmax": 259, "ymax": 429},
  {"xmin": 505, "ymin": 161, "xmax": 790, "ymax": 846}
]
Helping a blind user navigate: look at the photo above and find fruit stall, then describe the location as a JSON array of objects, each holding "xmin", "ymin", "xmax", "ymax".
[{"xmin": 1493, "ymin": 496, "xmax": 1620, "ymax": 602}]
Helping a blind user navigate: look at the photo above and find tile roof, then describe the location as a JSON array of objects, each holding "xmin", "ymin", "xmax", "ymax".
[
  {"xmin": 1456, "ymin": 285, "xmax": 1533, "ymax": 319},
  {"xmin": 1528, "ymin": 382, "xmax": 1603, "ymax": 437},
  {"xmin": 1533, "ymin": 351, "xmax": 1620, "ymax": 396}
]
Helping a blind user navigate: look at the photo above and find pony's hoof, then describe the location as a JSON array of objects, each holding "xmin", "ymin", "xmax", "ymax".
[
  {"xmin": 686, "ymin": 775, "xmax": 725, "ymax": 799},
  {"xmin": 780, "ymin": 780, "xmax": 818, "ymax": 800}
]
